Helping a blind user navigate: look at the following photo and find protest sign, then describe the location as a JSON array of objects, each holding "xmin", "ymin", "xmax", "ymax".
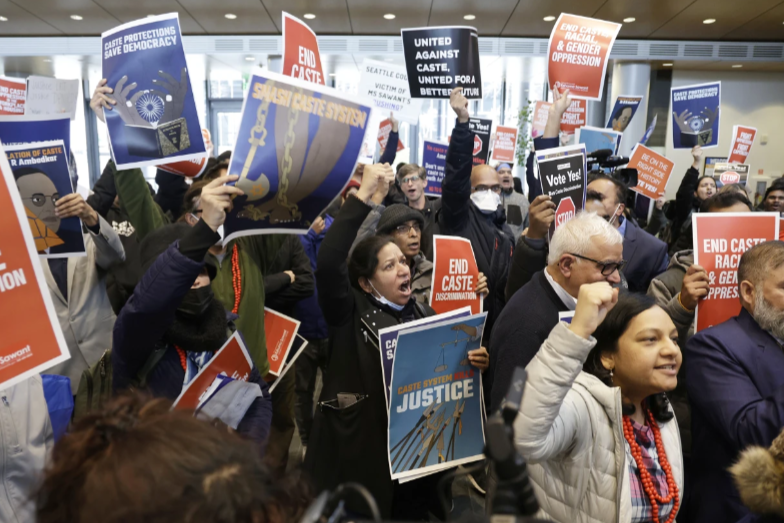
[
  {"xmin": 728, "ymin": 125, "xmax": 756, "ymax": 164},
  {"xmin": 422, "ymin": 140, "xmax": 447, "ymax": 197},
  {"xmin": 157, "ymin": 128, "xmax": 213, "ymax": 178},
  {"xmin": 561, "ymin": 99, "xmax": 587, "ymax": 134},
  {"xmin": 671, "ymin": 82, "xmax": 721, "ymax": 149},
  {"xmin": 639, "ymin": 114, "xmax": 658, "ymax": 146},
  {"xmin": 547, "ymin": 14, "xmax": 621, "ymax": 101},
  {"xmin": 469, "ymin": 117, "xmax": 491, "ymax": 166},
  {"xmin": 430, "ymin": 235, "xmax": 482, "ymax": 316},
  {"xmin": 704, "ymin": 156, "xmax": 728, "ymax": 178},
  {"xmin": 102, "ymin": 13, "xmax": 207, "ymax": 170},
  {"xmin": 172, "ymin": 332, "xmax": 255, "ymax": 410},
  {"xmin": 25, "ymin": 76, "xmax": 79, "ymax": 121},
  {"xmin": 282, "ymin": 12, "xmax": 325, "ymax": 85},
  {"xmin": 269, "ymin": 335, "xmax": 309, "ymax": 394},
  {"xmin": 377, "ymin": 119, "xmax": 405, "ymax": 153},
  {"xmin": 606, "ymin": 95, "xmax": 643, "ymax": 132},
  {"xmin": 388, "ymin": 313, "xmax": 486, "ymax": 480},
  {"xmin": 359, "ymin": 59, "xmax": 423, "ymax": 125},
  {"xmin": 4, "ymin": 140, "xmax": 86, "ymax": 258},
  {"xmin": 536, "ymin": 143, "xmax": 587, "ymax": 239},
  {"xmin": 531, "ymin": 101, "xmax": 551, "ymax": 139},
  {"xmin": 0, "ymin": 115, "xmax": 71, "ymax": 161},
  {"xmin": 693, "ymin": 213, "xmax": 778, "ymax": 332},
  {"xmin": 0, "ymin": 77, "xmax": 26, "ymax": 115},
  {"xmin": 713, "ymin": 162, "xmax": 750, "ymax": 187},
  {"xmin": 378, "ymin": 307, "xmax": 472, "ymax": 408},
  {"xmin": 627, "ymin": 144, "xmax": 675, "ymax": 200},
  {"xmin": 264, "ymin": 308, "xmax": 301, "ymax": 376},
  {"xmin": 575, "ymin": 126, "xmax": 622, "ymax": 155},
  {"xmin": 490, "ymin": 125, "xmax": 518, "ymax": 163},
  {"xmin": 224, "ymin": 69, "xmax": 373, "ymax": 238},
  {"xmin": 401, "ymin": 26, "xmax": 482, "ymax": 99},
  {"xmin": 0, "ymin": 141, "xmax": 71, "ymax": 390}
]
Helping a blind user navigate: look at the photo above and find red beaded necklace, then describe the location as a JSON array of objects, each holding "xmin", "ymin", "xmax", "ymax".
[
  {"xmin": 622, "ymin": 409, "xmax": 679, "ymax": 523},
  {"xmin": 230, "ymin": 244, "xmax": 242, "ymax": 314},
  {"xmin": 175, "ymin": 346, "xmax": 187, "ymax": 371}
]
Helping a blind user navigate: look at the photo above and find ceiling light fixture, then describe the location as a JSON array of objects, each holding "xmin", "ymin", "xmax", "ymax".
[
  {"xmin": 328, "ymin": 73, "xmax": 336, "ymax": 77},
  {"xmin": 732, "ymin": 64, "xmax": 743, "ymax": 68},
  {"xmin": 464, "ymin": 14, "xmax": 476, "ymax": 20},
  {"xmin": 303, "ymin": 13, "xmax": 316, "ymax": 19},
  {"xmin": 0, "ymin": 16, "xmax": 7, "ymax": 22},
  {"xmin": 703, "ymin": 18, "xmax": 716, "ymax": 24},
  {"xmin": 663, "ymin": 63, "xmax": 673, "ymax": 66},
  {"xmin": 225, "ymin": 13, "xmax": 237, "ymax": 20},
  {"xmin": 383, "ymin": 13, "xmax": 395, "ymax": 20},
  {"xmin": 623, "ymin": 17, "xmax": 636, "ymax": 23},
  {"xmin": 70, "ymin": 15, "xmax": 83, "ymax": 20},
  {"xmin": 245, "ymin": 56, "xmax": 255, "ymax": 61},
  {"xmin": 543, "ymin": 16, "xmax": 556, "ymax": 22}
]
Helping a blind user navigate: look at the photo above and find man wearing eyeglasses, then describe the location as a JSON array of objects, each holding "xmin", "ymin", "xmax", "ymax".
[{"xmin": 396, "ymin": 164, "xmax": 441, "ymax": 260}]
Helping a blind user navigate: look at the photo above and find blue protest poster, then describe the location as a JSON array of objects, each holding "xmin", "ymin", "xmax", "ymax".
[
  {"xmin": 3, "ymin": 140, "xmax": 86, "ymax": 258},
  {"xmin": 422, "ymin": 140, "xmax": 448, "ymax": 197},
  {"xmin": 224, "ymin": 69, "xmax": 374, "ymax": 238},
  {"xmin": 605, "ymin": 95, "xmax": 643, "ymax": 132},
  {"xmin": 101, "ymin": 13, "xmax": 206, "ymax": 169},
  {"xmin": 639, "ymin": 114, "xmax": 658, "ymax": 146},
  {"xmin": 671, "ymin": 82, "xmax": 720, "ymax": 149},
  {"xmin": 575, "ymin": 126, "xmax": 622, "ymax": 156},
  {"xmin": 388, "ymin": 313, "xmax": 486, "ymax": 480},
  {"xmin": 0, "ymin": 115, "xmax": 71, "ymax": 162},
  {"xmin": 378, "ymin": 306, "xmax": 472, "ymax": 408}
]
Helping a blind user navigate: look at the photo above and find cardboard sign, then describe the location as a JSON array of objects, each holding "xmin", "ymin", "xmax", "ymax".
[
  {"xmin": 282, "ymin": 12, "xmax": 324, "ymax": 85},
  {"xmin": 639, "ymin": 114, "xmax": 658, "ymax": 146},
  {"xmin": 536, "ymin": 143, "xmax": 587, "ymax": 239},
  {"xmin": 561, "ymin": 99, "xmax": 587, "ymax": 134},
  {"xmin": 728, "ymin": 125, "xmax": 756, "ymax": 164},
  {"xmin": 422, "ymin": 140, "xmax": 447, "ymax": 197},
  {"xmin": 264, "ymin": 308, "xmax": 301, "ymax": 376},
  {"xmin": 693, "ymin": 213, "xmax": 779, "ymax": 332},
  {"xmin": 173, "ymin": 332, "xmax": 254, "ymax": 410},
  {"xmin": 25, "ymin": 76, "xmax": 79, "ymax": 121},
  {"xmin": 0, "ymin": 77, "xmax": 26, "ymax": 115},
  {"xmin": 627, "ymin": 144, "xmax": 675, "ymax": 200},
  {"xmin": 575, "ymin": 126, "xmax": 622, "ymax": 155},
  {"xmin": 358, "ymin": 58, "xmax": 423, "ymax": 125},
  {"xmin": 401, "ymin": 26, "xmax": 482, "ymax": 99},
  {"xmin": 671, "ymin": 82, "xmax": 721, "ymax": 149},
  {"xmin": 713, "ymin": 162, "xmax": 750, "ymax": 187},
  {"xmin": 547, "ymin": 14, "xmax": 621, "ymax": 101},
  {"xmin": 0, "ymin": 140, "xmax": 70, "ymax": 390},
  {"xmin": 468, "ymin": 117, "xmax": 491, "ymax": 166},
  {"xmin": 606, "ymin": 95, "xmax": 643, "ymax": 132},
  {"xmin": 430, "ymin": 235, "xmax": 482, "ymax": 316},
  {"xmin": 377, "ymin": 119, "xmax": 405, "ymax": 153},
  {"xmin": 490, "ymin": 125, "xmax": 518, "ymax": 163},
  {"xmin": 157, "ymin": 128, "xmax": 213, "ymax": 178}
]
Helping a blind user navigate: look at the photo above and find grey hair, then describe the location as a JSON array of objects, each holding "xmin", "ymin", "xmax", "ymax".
[{"xmin": 547, "ymin": 211, "xmax": 624, "ymax": 265}]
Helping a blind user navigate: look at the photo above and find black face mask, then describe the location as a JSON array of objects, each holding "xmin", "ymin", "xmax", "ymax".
[{"xmin": 177, "ymin": 285, "xmax": 214, "ymax": 318}]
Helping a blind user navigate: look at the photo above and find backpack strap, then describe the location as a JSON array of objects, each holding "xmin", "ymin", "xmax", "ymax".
[{"xmin": 135, "ymin": 344, "xmax": 168, "ymax": 388}]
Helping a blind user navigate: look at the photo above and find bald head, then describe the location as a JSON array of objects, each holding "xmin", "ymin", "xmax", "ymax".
[{"xmin": 471, "ymin": 165, "xmax": 501, "ymax": 191}]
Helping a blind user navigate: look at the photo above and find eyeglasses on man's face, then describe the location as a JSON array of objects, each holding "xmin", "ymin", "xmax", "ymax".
[
  {"xmin": 473, "ymin": 184, "xmax": 502, "ymax": 194},
  {"xmin": 394, "ymin": 222, "xmax": 421, "ymax": 235},
  {"xmin": 400, "ymin": 175, "xmax": 423, "ymax": 186},
  {"xmin": 569, "ymin": 253, "xmax": 626, "ymax": 276}
]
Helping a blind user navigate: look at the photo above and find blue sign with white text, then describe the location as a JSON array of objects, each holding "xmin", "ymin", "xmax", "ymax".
[
  {"xmin": 422, "ymin": 140, "xmax": 448, "ymax": 197},
  {"xmin": 671, "ymin": 82, "xmax": 721, "ymax": 149}
]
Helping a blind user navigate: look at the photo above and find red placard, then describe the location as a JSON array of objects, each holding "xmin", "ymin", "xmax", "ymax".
[
  {"xmin": 491, "ymin": 125, "xmax": 518, "ymax": 163},
  {"xmin": 430, "ymin": 235, "xmax": 482, "ymax": 316},
  {"xmin": 531, "ymin": 101, "xmax": 551, "ymax": 139},
  {"xmin": 172, "ymin": 333, "xmax": 254, "ymax": 410},
  {"xmin": 693, "ymin": 213, "xmax": 779, "ymax": 332},
  {"xmin": 728, "ymin": 125, "xmax": 756, "ymax": 164},
  {"xmin": 158, "ymin": 128, "xmax": 214, "ymax": 178},
  {"xmin": 0, "ymin": 77, "xmax": 25, "ymax": 115},
  {"xmin": 0, "ymin": 142, "xmax": 70, "ymax": 389},
  {"xmin": 377, "ymin": 119, "xmax": 405, "ymax": 152},
  {"xmin": 627, "ymin": 144, "xmax": 675, "ymax": 200},
  {"xmin": 530, "ymin": 100, "xmax": 586, "ymax": 138},
  {"xmin": 547, "ymin": 14, "xmax": 621, "ymax": 101},
  {"xmin": 282, "ymin": 12, "xmax": 325, "ymax": 85},
  {"xmin": 264, "ymin": 308, "xmax": 301, "ymax": 376}
]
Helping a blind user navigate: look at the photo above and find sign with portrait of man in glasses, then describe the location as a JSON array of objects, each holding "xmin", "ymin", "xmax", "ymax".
[
  {"xmin": 4, "ymin": 140, "xmax": 86, "ymax": 257},
  {"xmin": 535, "ymin": 143, "xmax": 587, "ymax": 240}
]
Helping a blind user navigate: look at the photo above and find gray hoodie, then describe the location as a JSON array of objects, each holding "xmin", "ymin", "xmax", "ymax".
[{"xmin": 647, "ymin": 249, "xmax": 695, "ymax": 343}]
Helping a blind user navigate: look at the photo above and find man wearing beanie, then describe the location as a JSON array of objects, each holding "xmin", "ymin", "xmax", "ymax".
[{"xmin": 496, "ymin": 163, "xmax": 529, "ymax": 240}]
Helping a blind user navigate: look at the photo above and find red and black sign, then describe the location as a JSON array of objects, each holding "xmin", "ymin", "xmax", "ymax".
[
  {"xmin": 555, "ymin": 196, "xmax": 576, "ymax": 228},
  {"xmin": 468, "ymin": 117, "xmax": 491, "ymax": 166},
  {"xmin": 536, "ymin": 144, "xmax": 587, "ymax": 240}
]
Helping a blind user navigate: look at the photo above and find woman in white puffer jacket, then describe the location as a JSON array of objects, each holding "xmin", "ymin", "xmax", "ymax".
[{"xmin": 514, "ymin": 284, "xmax": 684, "ymax": 523}]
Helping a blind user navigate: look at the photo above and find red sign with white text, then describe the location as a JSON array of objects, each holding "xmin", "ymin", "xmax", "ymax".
[
  {"xmin": 172, "ymin": 333, "xmax": 254, "ymax": 410},
  {"xmin": 264, "ymin": 308, "xmax": 301, "ymax": 376},
  {"xmin": 627, "ymin": 144, "xmax": 675, "ymax": 200},
  {"xmin": 547, "ymin": 14, "xmax": 621, "ymax": 101},
  {"xmin": 728, "ymin": 125, "xmax": 756, "ymax": 164},
  {"xmin": 377, "ymin": 119, "xmax": 405, "ymax": 152},
  {"xmin": 491, "ymin": 125, "xmax": 518, "ymax": 163},
  {"xmin": 531, "ymin": 101, "xmax": 551, "ymax": 139},
  {"xmin": 158, "ymin": 128, "xmax": 214, "ymax": 178},
  {"xmin": 0, "ymin": 142, "xmax": 70, "ymax": 390},
  {"xmin": 282, "ymin": 12, "xmax": 325, "ymax": 85},
  {"xmin": 555, "ymin": 197, "xmax": 576, "ymax": 228},
  {"xmin": 693, "ymin": 213, "xmax": 779, "ymax": 332},
  {"xmin": 0, "ymin": 77, "xmax": 25, "ymax": 115},
  {"xmin": 530, "ymin": 100, "xmax": 586, "ymax": 138},
  {"xmin": 430, "ymin": 235, "xmax": 482, "ymax": 316}
]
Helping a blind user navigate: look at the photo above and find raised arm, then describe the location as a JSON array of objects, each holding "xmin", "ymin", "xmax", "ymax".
[
  {"xmin": 379, "ymin": 112, "xmax": 400, "ymax": 165},
  {"xmin": 440, "ymin": 88, "xmax": 473, "ymax": 232},
  {"xmin": 674, "ymin": 146, "xmax": 703, "ymax": 224}
]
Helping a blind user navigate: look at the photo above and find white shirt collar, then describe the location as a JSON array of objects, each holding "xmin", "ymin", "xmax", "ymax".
[{"xmin": 544, "ymin": 267, "xmax": 577, "ymax": 311}]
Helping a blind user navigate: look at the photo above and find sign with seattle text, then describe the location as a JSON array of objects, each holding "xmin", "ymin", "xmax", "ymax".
[
  {"xmin": 536, "ymin": 143, "xmax": 587, "ymax": 239},
  {"xmin": 627, "ymin": 144, "xmax": 675, "ymax": 200},
  {"xmin": 401, "ymin": 26, "xmax": 482, "ymax": 99},
  {"xmin": 693, "ymin": 213, "xmax": 778, "ymax": 332},
  {"xmin": 671, "ymin": 82, "xmax": 721, "ymax": 149},
  {"xmin": 547, "ymin": 14, "xmax": 621, "ymax": 101},
  {"xmin": 422, "ymin": 140, "xmax": 447, "ymax": 197},
  {"xmin": 359, "ymin": 58, "xmax": 422, "ymax": 125},
  {"xmin": 430, "ymin": 235, "xmax": 482, "ymax": 316},
  {"xmin": 282, "ymin": 12, "xmax": 325, "ymax": 85},
  {"xmin": 728, "ymin": 125, "xmax": 756, "ymax": 164},
  {"xmin": 0, "ymin": 77, "xmax": 26, "ymax": 115}
]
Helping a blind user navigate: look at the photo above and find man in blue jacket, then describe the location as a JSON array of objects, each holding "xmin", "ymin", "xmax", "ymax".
[{"xmin": 686, "ymin": 240, "xmax": 784, "ymax": 523}]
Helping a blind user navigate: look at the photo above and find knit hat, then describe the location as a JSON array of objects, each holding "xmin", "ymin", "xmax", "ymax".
[
  {"xmin": 341, "ymin": 179, "xmax": 361, "ymax": 199},
  {"xmin": 139, "ymin": 223, "xmax": 218, "ymax": 282},
  {"xmin": 376, "ymin": 204, "xmax": 424, "ymax": 235}
]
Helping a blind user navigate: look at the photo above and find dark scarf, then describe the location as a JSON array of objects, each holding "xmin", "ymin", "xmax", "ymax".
[
  {"xmin": 163, "ymin": 299, "xmax": 228, "ymax": 353},
  {"xmin": 366, "ymin": 293, "xmax": 420, "ymax": 323}
]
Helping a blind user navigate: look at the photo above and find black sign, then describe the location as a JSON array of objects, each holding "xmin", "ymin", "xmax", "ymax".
[
  {"xmin": 469, "ymin": 117, "xmax": 492, "ymax": 166},
  {"xmin": 536, "ymin": 146, "xmax": 587, "ymax": 239},
  {"xmin": 401, "ymin": 26, "xmax": 482, "ymax": 99}
]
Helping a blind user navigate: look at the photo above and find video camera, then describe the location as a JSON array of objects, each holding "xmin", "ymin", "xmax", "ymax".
[{"xmin": 586, "ymin": 148, "xmax": 639, "ymax": 215}]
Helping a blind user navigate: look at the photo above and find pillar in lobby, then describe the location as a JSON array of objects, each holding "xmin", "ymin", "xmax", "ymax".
[{"xmin": 608, "ymin": 62, "xmax": 651, "ymax": 157}]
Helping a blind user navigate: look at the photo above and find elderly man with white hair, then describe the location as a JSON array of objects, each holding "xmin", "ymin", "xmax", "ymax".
[{"xmin": 486, "ymin": 211, "xmax": 625, "ymax": 412}]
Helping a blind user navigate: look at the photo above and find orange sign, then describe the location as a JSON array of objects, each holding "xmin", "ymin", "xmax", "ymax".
[
  {"xmin": 0, "ymin": 77, "xmax": 25, "ymax": 115},
  {"xmin": 728, "ymin": 125, "xmax": 756, "ymax": 164},
  {"xmin": 693, "ymin": 213, "xmax": 779, "ymax": 332},
  {"xmin": 531, "ymin": 100, "xmax": 586, "ymax": 138},
  {"xmin": 282, "ymin": 12, "xmax": 325, "ymax": 85},
  {"xmin": 172, "ymin": 332, "xmax": 254, "ymax": 410},
  {"xmin": 264, "ymin": 308, "xmax": 301, "ymax": 376},
  {"xmin": 430, "ymin": 235, "xmax": 482, "ymax": 316},
  {"xmin": 0, "ymin": 141, "xmax": 70, "ymax": 389},
  {"xmin": 627, "ymin": 144, "xmax": 675, "ymax": 200},
  {"xmin": 377, "ymin": 119, "xmax": 405, "ymax": 152},
  {"xmin": 158, "ymin": 129, "xmax": 214, "ymax": 178},
  {"xmin": 491, "ymin": 125, "xmax": 518, "ymax": 163},
  {"xmin": 547, "ymin": 14, "xmax": 621, "ymax": 101}
]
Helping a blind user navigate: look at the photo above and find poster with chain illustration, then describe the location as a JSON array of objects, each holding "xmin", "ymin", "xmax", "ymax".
[{"xmin": 224, "ymin": 69, "xmax": 374, "ymax": 238}]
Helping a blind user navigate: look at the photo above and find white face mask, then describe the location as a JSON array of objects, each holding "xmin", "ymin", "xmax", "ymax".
[
  {"xmin": 368, "ymin": 280, "xmax": 405, "ymax": 311},
  {"xmin": 470, "ymin": 189, "xmax": 502, "ymax": 213}
]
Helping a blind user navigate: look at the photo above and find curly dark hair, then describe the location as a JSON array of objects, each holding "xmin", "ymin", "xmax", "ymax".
[{"xmin": 348, "ymin": 234, "xmax": 395, "ymax": 291}]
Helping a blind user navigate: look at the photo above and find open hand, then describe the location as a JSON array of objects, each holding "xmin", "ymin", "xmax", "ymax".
[{"xmin": 90, "ymin": 78, "xmax": 116, "ymax": 123}]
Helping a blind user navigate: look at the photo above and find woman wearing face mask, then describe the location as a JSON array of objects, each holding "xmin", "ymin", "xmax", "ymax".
[{"xmin": 515, "ymin": 288, "xmax": 684, "ymax": 523}]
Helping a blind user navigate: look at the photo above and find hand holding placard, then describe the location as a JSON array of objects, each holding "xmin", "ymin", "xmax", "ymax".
[
  {"xmin": 450, "ymin": 88, "xmax": 469, "ymax": 123},
  {"xmin": 200, "ymin": 175, "xmax": 244, "ymax": 232}
]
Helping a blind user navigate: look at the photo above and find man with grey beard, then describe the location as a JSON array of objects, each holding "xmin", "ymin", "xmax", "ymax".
[{"xmin": 685, "ymin": 240, "xmax": 784, "ymax": 523}]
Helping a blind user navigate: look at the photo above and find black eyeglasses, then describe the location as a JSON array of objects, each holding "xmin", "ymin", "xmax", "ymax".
[
  {"xmin": 25, "ymin": 193, "xmax": 60, "ymax": 207},
  {"xmin": 394, "ymin": 223, "xmax": 421, "ymax": 235},
  {"xmin": 569, "ymin": 253, "xmax": 626, "ymax": 276},
  {"xmin": 473, "ymin": 185, "xmax": 502, "ymax": 194}
]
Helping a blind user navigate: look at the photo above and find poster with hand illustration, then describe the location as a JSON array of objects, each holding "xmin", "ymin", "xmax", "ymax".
[
  {"xmin": 101, "ymin": 13, "xmax": 206, "ymax": 169},
  {"xmin": 671, "ymin": 82, "xmax": 720, "ymax": 149}
]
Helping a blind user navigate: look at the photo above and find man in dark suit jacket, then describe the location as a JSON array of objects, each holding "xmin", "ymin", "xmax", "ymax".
[{"xmin": 686, "ymin": 240, "xmax": 784, "ymax": 523}]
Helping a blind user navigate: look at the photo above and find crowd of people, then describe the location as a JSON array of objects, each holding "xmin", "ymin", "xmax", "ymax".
[{"xmin": 2, "ymin": 79, "xmax": 784, "ymax": 523}]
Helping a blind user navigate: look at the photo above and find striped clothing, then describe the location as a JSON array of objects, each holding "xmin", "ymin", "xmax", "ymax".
[{"xmin": 626, "ymin": 418, "xmax": 674, "ymax": 523}]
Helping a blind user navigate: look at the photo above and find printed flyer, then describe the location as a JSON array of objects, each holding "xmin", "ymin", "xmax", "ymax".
[
  {"xmin": 536, "ymin": 143, "xmax": 587, "ymax": 239},
  {"xmin": 358, "ymin": 58, "xmax": 422, "ymax": 124},
  {"xmin": 0, "ymin": 77, "xmax": 26, "ymax": 115},
  {"xmin": 712, "ymin": 162, "xmax": 750, "ymax": 187},
  {"xmin": 606, "ymin": 95, "xmax": 643, "ymax": 132},
  {"xmin": 282, "ymin": 12, "xmax": 325, "ymax": 85},
  {"xmin": 264, "ymin": 308, "xmax": 301, "ymax": 376},
  {"xmin": 575, "ymin": 126, "xmax": 622, "ymax": 155},
  {"xmin": 422, "ymin": 140, "xmax": 448, "ymax": 197},
  {"xmin": 490, "ymin": 125, "xmax": 517, "ymax": 163},
  {"xmin": 627, "ymin": 144, "xmax": 675, "ymax": 200},
  {"xmin": 671, "ymin": 82, "xmax": 721, "ymax": 149},
  {"xmin": 469, "ymin": 117, "xmax": 492, "ymax": 166},
  {"xmin": 430, "ymin": 235, "xmax": 482, "ymax": 316},
  {"xmin": 0, "ymin": 115, "xmax": 71, "ymax": 161},
  {"xmin": 727, "ymin": 125, "xmax": 756, "ymax": 164}
]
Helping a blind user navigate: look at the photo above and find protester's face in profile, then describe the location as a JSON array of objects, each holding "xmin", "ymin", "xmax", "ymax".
[
  {"xmin": 612, "ymin": 107, "xmax": 633, "ymax": 132},
  {"xmin": 497, "ymin": 167, "xmax": 514, "ymax": 190},
  {"xmin": 586, "ymin": 179, "xmax": 621, "ymax": 219},
  {"xmin": 603, "ymin": 306, "xmax": 681, "ymax": 400},
  {"xmin": 695, "ymin": 178, "xmax": 717, "ymax": 200},
  {"xmin": 369, "ymin": 242, "xmax": 411, "ymax": 306},
  {"xmin": 391, "ymin": 219, "xmax": 422, "ymax": 260},
  {"xmin": 399, "ymin": 173, "xmax": 425, "ymax": 202},
  {"xmin": 764, "ymin": 190, "xmax": 784, "ymax": 213},
  {"xmin": 565, "ymin": 238, "xmax": 623, "ymax": 287},
  {"xmin": 16, "ymin": 172, "xmax": 60, "ymax": 232}
]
